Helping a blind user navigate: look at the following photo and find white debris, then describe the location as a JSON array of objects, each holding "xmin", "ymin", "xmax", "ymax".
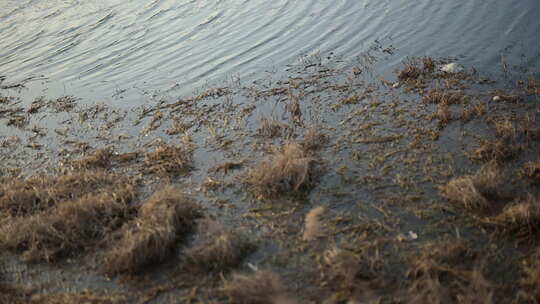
[
  {"xmin": 492, "ymin": 95, "xmax": 501, "ymax": 102},
  {"xmin": 397, "ymin": 231, "xmax": 418, "ymax": 242},
  {"xmin": 440, "ymin": 63, "xmax": 463, "ymax": 73},
  {"xmin": 392, "ymin": 82, "xmax": 400, "ymax": 88}
]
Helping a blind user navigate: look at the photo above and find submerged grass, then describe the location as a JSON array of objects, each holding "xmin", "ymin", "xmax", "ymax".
[
  {"xmin": 143, "ymin": 144, "xmax": 193, "ymax": 178},
  {"xmin": 102, "ymin": 186, "xmax": 199, "ymax": 275}
]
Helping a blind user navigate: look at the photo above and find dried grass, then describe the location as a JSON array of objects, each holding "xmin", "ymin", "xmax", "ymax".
[
  {"xmin": 302, "ymin": 206, "xmax": 325, "ymax": 241},
  {"xmin": 143, "ymin": 144, "xmax": 193, "ymax": 177},
  {"xmin": 439, "ymin": 163, "xmax": 499, "ymax": 211},
  {"xmin": 468, "ymin": 138, "xmax": 521, "ymax": 161},
  {"xmin": 102, "ymin": 186, "xmax": 199, "ymax": 275},
  {"xmin": 0, "ymin": 171, "xmax": 125, "ymax": 216},
  {"xmin": 257, "ymin": 117, "xmax": 290, "ymax": 138},
  {"xmin": 422, "ymin": 88, "xmax": 464, "ymax": 105},
  {"xmin": 520, "ymin": 160, "xmax": 540, "ymax": 184},
  {"xmin": 244, "ymin": 143, "xmax": 319, "ymax": 198},
  {"xmin": 517, "ymin": 247, "xmax": 540, "ymax": 303},
  {"xmin": 29, "ymin": 291, "xmax": 127, "ymax": 304},
  {"xmin": 70, "ymin": 148, "xmax": 113, "ymax": 169},
  {"xmin": 300, "ymin": 128, "xmax": 326, "ymax": 152},
  {"xmin": 186, "ymin": 220, "xmax": 253, "ymax": 271},
  {"xmin": 485, "ymin": 196, "xmax": 540, "ymax": 236},
  {"xmin": 222, "ymin": 271, "xmax": 299, "ymax": 304},
  {"xmin": 0, "ymin": 184, "xmax": 136, "ymax": 262}
]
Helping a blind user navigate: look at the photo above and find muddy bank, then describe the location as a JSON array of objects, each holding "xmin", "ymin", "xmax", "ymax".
[{"xmin": 0, "ymin": 49, "xmax": 539, "ymax": 303}]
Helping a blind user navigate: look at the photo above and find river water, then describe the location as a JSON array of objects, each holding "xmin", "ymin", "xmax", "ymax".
[{"xmin": 1, "ymin": 0, "xmax": 539, "ymax": 105}]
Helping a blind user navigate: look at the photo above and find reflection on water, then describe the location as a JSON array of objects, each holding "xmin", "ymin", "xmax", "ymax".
[{"xmin": 1, "ymin": 0, "xmax": 539, "ymax": 104}]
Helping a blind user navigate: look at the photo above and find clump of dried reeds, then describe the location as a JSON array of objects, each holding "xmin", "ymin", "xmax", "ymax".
[
  {"xmin": 396, "ymin": 62, "xmax": 422, "ymax": 81},
  {"xmin": 29, "ymin": 291, "xmax": 126, "ymax": 304},
  {"xmin": 469, "ymin": 138, "xmax": 522, "ymax": 161},
  {"xmin": 302, "ymin": 206, "xmax": 325, "ymax": 241},
  {"xmin": 70, "ymin": 148, "xmax": 113, "ymax": 169},
  {"xmin": 422, "ymin": 88, "xmax": 463, "ymax": 105},
  {"xmin": 436, "ymin": 103, "xmax": 451, "ymax": 124},
  {"xmin": 520, "ymin": 160, "xmax": 540, "ymax": 184},
  {"xmin": 405, "ymin": 241, "xmax": 493, "ymax": 304},
  {"xmin": 300, "ymin": 128, "xmax": 326, "ymax": 152},
  {"xmin": 222, "ymin": 271, "xmax": 299, "ymax": 304},
  {"xmin": 485, "ymin": 196, "xmax": 540, "ymax": 236},
  {"xmin": 0, "ymin": 171, "xmax": 124, "ymax": 216},
  {"xmin": 439, "ymin": 163, "xmax": 500, "ymax": 211},
  {"xmin": 244, "ymin": 143, "xmax": 319, "ymax": 198},
  {"xmin": 257, "ymin": 117, "xmax": 290, "ymax": 138},
  {"xmin": 0, "ymin": 184, "xmax": 136, "ymax": 262},
  {"xmin": 143, "ymin": 144, "xmax": 193, "ymax": 177},
  {"xmin": 186, "ymin": 220, "xmax": 253, "ymax": 271},
  {"xmin": 102, "ymin": 186, "xmax": 199, "ymax": 275},
  {"xmin": 517, "ymin": 247, "xmax": 540, "ymax": 303}
]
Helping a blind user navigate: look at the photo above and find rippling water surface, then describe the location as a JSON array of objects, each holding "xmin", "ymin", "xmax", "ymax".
[{"xmin": 1, "ymin": 0, "xmax": 539, "ymax": 104}]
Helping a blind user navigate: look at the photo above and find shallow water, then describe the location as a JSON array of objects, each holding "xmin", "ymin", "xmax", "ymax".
[{"xmin": 1, "ymin": 0, "xmax": 540, "ymax": 104}]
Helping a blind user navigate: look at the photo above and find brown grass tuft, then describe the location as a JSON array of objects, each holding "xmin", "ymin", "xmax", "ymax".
[
  {"xmin": 143, "ymin": 144, "xmax": 193, "ymax": 177},
  {"xmin": 439, "ymin": 163, "xmax": 499, "ymax": 211},
  {"xmin": 186, "ymin": 220, "xmax": 253, "ymax": 271},
  {"xmin": 70, "ymin": 148, "xmax": 113, "ymax": 169},
  {"xmin": 485, "ymin": 196, "xmax": 540, "ymax": 236},
  {"xmin": 422, "ymin": 88, "xmax": 464, "ymax": 105},
  {"xmin": 0, "ymin": 184, "xmax": 136, "ymax": 262},
  {"xmin": 244, "ymin": 143, "xmax": 319, "ymax": 198},
  {"xmin": 396, "ymin": 62, "xmax": 422, "ymax": 81},
  {"xmin": 436, "ymin": 103, "xmax": 451, "ymax": 124},
  {"xmin": 517, "ymin": 247, "xmax": 540, "ymax": 303},
  {"xmin": 222, "ymin": 271, "xmax": 299, "ymax": 304},
  {"xmin": 300, "ymin": 128, "xmax": 326, "ymax": 152},
  {"xmin": 302, "ymin": 206, "xmax": 325, "ymax": 241},
  {"xmin": 0, "ymin": 171, "xmax": 126, "ymax": 216},
  {"xmin": 520, "ymin": 160, "xmax": 540, "ymax": 184},
  {"xmin": 468, "ymin": 138, "xmax": 522, "ymax": 161},
  {"xmin": 102, "ymin": 186, "xmax": 199, "ymax": 275},
  {"xmin": 257, "ymin": 117, "xmax": 290, "ymax": 138},
  {"xmin": 29, "ymin": 291, "xmax": 126, "ymax": 303}
]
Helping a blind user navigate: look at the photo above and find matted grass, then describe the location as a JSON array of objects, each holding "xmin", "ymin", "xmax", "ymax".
[
  {"xmin": 222, "ymin": 271, "xmax": 299, "ymax": 304},
  {"xmin": 102, "ymin": 186, "xmax": 199, "ymax": 275}
]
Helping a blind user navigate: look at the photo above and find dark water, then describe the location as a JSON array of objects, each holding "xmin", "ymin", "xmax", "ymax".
[{"xmin": 1, "ymin": 0, "xmax": 539, "ymax": 105}]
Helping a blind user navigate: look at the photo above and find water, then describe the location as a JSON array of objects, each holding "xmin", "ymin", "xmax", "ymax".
[{"xmin": 1, "ymin": 0, "xmax": 539, "ymax": 105}]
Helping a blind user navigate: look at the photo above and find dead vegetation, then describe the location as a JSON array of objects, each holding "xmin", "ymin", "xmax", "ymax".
[
  {"xmin": 422, "ymin": 88, "xmax": 464, "ymax": 105},
  {"xmin": 244, "ymin": 143, "xmax": 319, "ymax": 198},
  {"xmin": 300, "ymin": 128, "xmax": 326, "ymax": 152},
  {"xmin": 143, "ymin": 144, "xmax": 193, "ymax": 177},
  {"xmin": 186, "ymin": 220, "xmax": 253, "ymax": 271},
  {"xmin": 517, "ymin": 247, "xmax": 540, "ymax": 303},
  {"xmin": 29, "ymin": 291, "xmax": 127, "ymax": 304},
  {"xmin": 404, "ymin": 240, "xmax": 493, "ymax": 304},
  {"xmin": 439, "ymin": 163, "xmax": 500, "ymax": 211},
  {"xmin": 395, "ymin": 57, "xmax": 436, "ymax": 81},
  {"xmin": 485, "ymin": 196, "xmax": 540, "ymax": 237},
  {"xmin": 0, "ymin": 171, "xmax": 130, "ymax": 216},
  {"xmin": 468, "ymin": 138, "xmax": 522, "ymax": 161},
  {"xmin": 222, "ymin": 271, "xmax": 299, "ymax": 304},
  {"xmin": 0, "ymin": 183, "xmax": 136, "ymax": 262},
  {"xmin": 520, "ymin": 160, "xmax": 540, "ymax": 184},
  {"xmin": 302, "ymin": 206, "xmax": 325, "ymax": 241},
  {"xmin": 257, "ymin": 117, "xmax": 290, "ymax": 138},
  {"xmin": 102, "ymin": 186, "xmax": 199, "ymax": 275}
]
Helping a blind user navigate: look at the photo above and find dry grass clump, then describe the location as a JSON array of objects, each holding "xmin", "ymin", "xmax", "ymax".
[
  {"xmin": 422, "ymin": 57, "xmax": 436, "ymax": 73},
  {"xmin": 468, "ymin": 138, "xmax": 522, "ymax": 161},
  {"xmin": 102, "ymin": 186, "xmax": 199, "ymax": 275},
  {"xmin": 460, "ymin": 103, "xmax": 486, "ymax": 122},
  {"xmin": 396, "ymin": 61, "xmax": 422, "ymax": 81},
  {"xmin": 70, "ymin": 148, "xmax": 113, "ymax": 169},
  {"xmin": 520, "ymin": 160, "xmax": 540, "ymax": 184},
  {"xmin": 222, "ymin": 271, "xmax": 299, "ymax": 304},
  {"xmin": 186, "ymin": 220, "xmax": 253, "ymax": 271},
  {"xmin": 525, "ymin": 76, "xmax": 540, "ymax": 97},
  {"xmin": 404, "ymin": 241, "xmax": 493, "ymax": 304},
  {"xmin": 302, "ymin": 206, "xmax": 325, "ymax": 241},
  {"xmin": 485, "ymin": 196, "xmax": 540, "ymax": 236},
  {"xmin": 143, "ymin": 144, "xmax": 193, "ymax": 177},
  {"xmin": 422, "ymin": 88, "xmax": 464, "ymax": 105},
  {"xmin": 300, "ymin": 128, "xmax": 326, "ymax": 152},
  {"xmin": 0, "ymin": 171, "xmax": 128, "ymax": 216},
  {"xmin": 517, "ymin": 247, "xmax": 540, "ymax": 303},
  {"xmin": 435, "ymin": 103, "xmax": 451, "ymax": 124},
  {"xmin": 257, "ymin": 117, "xmax": 290, "ymax": 138},
  {"xmin": 0, "ymin": 184, "xmax": 136, "ymax": 262},
  {"xmin": 244, "ymin": 143, "xmax": 319, "ymax": 198},
  {"xmin": 29, "ymin": 291, "xmax": 126, "ymax": 304},
  {"xmin": 439, "ymin": 163, "xmax": 500, "ymax": 211}
]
